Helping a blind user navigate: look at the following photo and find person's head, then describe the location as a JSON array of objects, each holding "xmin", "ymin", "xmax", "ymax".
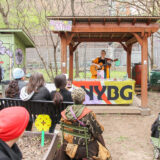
[
  {"xmin": 27, "ymin": 72, "xmax": 45, "ymax": 94},
  {"xmin": 66, "ymin": 78, "xmax": 72, "ymax": 89},
  {"xmin": 101, "ymin": 50, "xmax": 106, "ymax": 59},
  {"xmin": 0, "ymin": 107, "xmax": 29, "ymax": 147},
  {"xmin": 53, "ymin": 74, "xmax": 67, "ymax": 104},
  {"xmin": 5, "ymin": 80, "xmax": 19, "ymax": 98},
  {"xmin": 71, "ymin": 87, "xmax": 86, "ymax": 104},
  {"xmin": 12, "ymin": 68, "xmax": 25, "ymax": 80},
  {"xmin": 54, "ymin": 74, "xmax": 67, "ymax": 89}
]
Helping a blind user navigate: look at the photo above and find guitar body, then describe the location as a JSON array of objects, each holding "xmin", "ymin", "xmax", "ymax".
[
  {"xmin": 90, "ymin": 65, "xmax": 98, "ymax": 76},
  {"xmin": 90, "ymin": 58, "xmax": 118, "ymax": 78},
  {"xmin": 90, "ymin": 62, "xmax": 104, "ymax": 76}
]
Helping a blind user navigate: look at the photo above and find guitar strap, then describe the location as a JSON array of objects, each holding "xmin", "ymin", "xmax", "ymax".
[{"xmin": 104, "ymin": 58, "xmax": 107, "ymax": 79}]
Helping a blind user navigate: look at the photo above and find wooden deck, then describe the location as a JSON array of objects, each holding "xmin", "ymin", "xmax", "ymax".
[{"xmin": 87, "ymin": 96, "xmax": 150, "ymax": 115}]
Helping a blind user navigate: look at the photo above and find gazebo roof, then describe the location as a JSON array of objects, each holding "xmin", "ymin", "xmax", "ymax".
[
  {"xmin": 47, "ymin": 16, "xmax": 160, "ymax": 45},
  {"xmin": 47, "ymin": 16, "xmax": 160, "ymax": 23}
]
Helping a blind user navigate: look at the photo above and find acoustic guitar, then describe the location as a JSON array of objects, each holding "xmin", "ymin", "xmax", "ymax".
[{"xmin": 90, "ymin": 59, "xmax": 118, "ymax": 76}]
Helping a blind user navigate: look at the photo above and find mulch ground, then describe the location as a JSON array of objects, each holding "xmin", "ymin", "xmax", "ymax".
[{"xmin": 97, "ymin": 91, "xmax": 160, "ymax": 160}]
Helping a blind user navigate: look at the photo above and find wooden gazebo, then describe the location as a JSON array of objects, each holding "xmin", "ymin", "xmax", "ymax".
[{"xmin": 47, "ymin": 16, "xmax": 160, "ymax": 108}]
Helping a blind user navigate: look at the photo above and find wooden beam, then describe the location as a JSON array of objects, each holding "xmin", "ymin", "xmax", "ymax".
[
  {"xmin": 76, "ymin": 33, "xmax": 80, "ymax": 38},
  {"xmin": 127, "ymin": 44, "xmax": 132, "ymax": 78},
  {"xmin": 141, "ymin": 33, "xmax": 148, "ymax": 107},
  {"xmin": 73, "ymin": 42, "xmax": 81, "ymax": 51},
  {"xmin": 121, "ymin": 33, "xmax": 127, "ymax": 40},
  {"xmin": 66, "ymin": 32, "xmax": 75, "ymax": 45},
  {"xmin": 110, "ymin": 34, "xmax": 114, "ymax": 39},
  {"xmin": 73, "ymin": 18, "xmax": 76, "ymax": 25},
  {"xmin": 99, "ymin": 33, "xmax": 103, "ymax": 38},
  {"xmin": 88, "ymin": 18, "xmax": 91, "ymax": 25},
  {"xmin": 146, "ymin": 18, "xmax": 151, "ymax": 25},
  {"xmin": 119, "ymin": 42, "xmax": 127, "ymax": 51},
  {"xmin": 132, "ymin": 33, "xmax": 143, "ymax": 46},
  {"xmin": 103, "ymin": 18, "xmax": 106, "ymax": 25},
  {"xmin": 71, "ymin": 23, "xmax": 159, "ymax": 33},
  {"xmin": 60, "ymin": 33, "xmax": 67, "ymax": 74},
  {"xmin": 119, "ymin": 42, "xmax": 132, "ymax": 78},
  {"xmin": 126, "ymin": 36, "xmax": 137, "ymax": 46},
  {"xmin": 73, "ymin": 37, "xmax": 130, "ymax": 42},
  {"xmin": 132, "ymin": 18, "xmax": 136, "ymax": 25},
  {"xmin": 117, "ymin": 18, "xmax": 121, "ymax": 25}
]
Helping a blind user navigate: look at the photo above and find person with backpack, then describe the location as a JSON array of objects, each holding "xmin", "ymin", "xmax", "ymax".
[{"xmin": 54, "ymin": 88, "xmax": 111, "ymax": 160}]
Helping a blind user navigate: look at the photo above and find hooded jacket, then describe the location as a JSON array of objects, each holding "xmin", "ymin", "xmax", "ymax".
[
  {"xmin": 20, "ymin": 86, "xmax": 51, "ymax": 101},
  {"xmin": 0, "ymin": 139, "xmax": 22, "ymax": 160},
  {"xmin": 20, "ymin": 86, "xmax": 34, "ymax": 101}
]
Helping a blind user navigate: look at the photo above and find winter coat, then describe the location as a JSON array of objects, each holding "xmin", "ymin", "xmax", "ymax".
[
  {"xmin": 0, "ymin": 139, "xmax": 22, "ymax": 160},
  {"xmin": 50, "ymin": 88, "xmax": 73, "ymax": 102},
  {"xmin": 20, "ymin": 86, "xmax": 51, "ymax": 101}
]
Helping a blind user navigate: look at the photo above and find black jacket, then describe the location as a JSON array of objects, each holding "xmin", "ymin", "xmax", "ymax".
[
  {"xmin": 0, "ymin": 139, "xmax": 22, "ymax": 160},
  {"xmin": 50, "ymin": 88, "xmax": 73, "ymax": 102},
  {"xmin": 31, "ymin": 86, "xmax": 51, "ymax": 101},
  {"xmin": 151, "ymin": 116, "xmax": 159, "ymax": 138},
  {"xmin": 18, "ymin": 80, "xmax": 26, "ymax": 91}
]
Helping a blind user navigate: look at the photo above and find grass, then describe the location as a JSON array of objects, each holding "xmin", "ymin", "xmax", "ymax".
[
  {"xmin": 26, "ymin": 68, "xmax": 127, "ymax": 82},
  {"xmin": 116, "ymin": 136, "xmax": 129, "ymax": 142}
]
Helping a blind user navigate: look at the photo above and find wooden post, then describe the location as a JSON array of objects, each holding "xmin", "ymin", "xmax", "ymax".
[
  {"xmin": 141, "ymin": 34, "xmax": 148, "ymax": 107},
  {"xmin": 69, "ymin": 44, "xmax": 74, "ymax": 80},
  {"xmin": 127, "ymin": 45, "xmax": 132, "ymax": 78},
  {"xmin": 60, "ymin": 34, "xmax": 67, "ymax": 74},
  {"xmin": 119, "ymin": 42, "xmax": 132, "ymax": 78},
  {"xmin": 132, "ymin": 32, "xmax": 148, "ymax": 108}
]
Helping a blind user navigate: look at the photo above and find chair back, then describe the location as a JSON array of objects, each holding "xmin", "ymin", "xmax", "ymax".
[{"xmin": 60, "ymin": 121, "xmax": 91, "ymax": 158}]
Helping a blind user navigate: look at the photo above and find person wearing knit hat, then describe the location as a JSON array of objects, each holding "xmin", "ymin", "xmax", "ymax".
[
  {"xmin": 0, "ymin": 107, "xmax": 29, "ymax": 160},
  {"xmin": 12, "ymin": 68, "xmax": 27, "ymax": 91},
  {"xmin": 55, "ymin": 87, "xmax": 112, "ymax": 160}
]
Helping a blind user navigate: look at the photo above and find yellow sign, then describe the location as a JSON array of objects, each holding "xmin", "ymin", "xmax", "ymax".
[
  {"xmin": 73, "ymin": 79, "xmax": 135, "ymax": 104},
  {"xmin": 104, "ymin": 80, "xmax": 135, "ymax": 104}
]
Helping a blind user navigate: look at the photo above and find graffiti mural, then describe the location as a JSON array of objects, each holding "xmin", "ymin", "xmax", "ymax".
[
  {"xmin": 0, "ymin": 40, "xmax": 14, "ymax": 70},
  {"xmin": 15, "ymin": 49, "xmax": 23, "ymax": 65}
]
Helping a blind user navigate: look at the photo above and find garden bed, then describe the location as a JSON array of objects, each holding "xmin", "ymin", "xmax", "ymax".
[{"xmin": 17, "ymin": 131, "xmax": 59, "ymax": 160}]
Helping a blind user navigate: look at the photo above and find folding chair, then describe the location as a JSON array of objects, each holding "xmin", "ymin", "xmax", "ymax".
[{"xmin": 61, "ymin": 121, "xmax": 91, "ymax": 158}]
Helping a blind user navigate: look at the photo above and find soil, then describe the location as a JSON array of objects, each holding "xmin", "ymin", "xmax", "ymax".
[
  {"xmin": 17, "ymin": 135, "xmax": 52, "ymax": 160},
  {"xmin": 97, "ymin": 91, "xmax": 160, "ymax": 160}
]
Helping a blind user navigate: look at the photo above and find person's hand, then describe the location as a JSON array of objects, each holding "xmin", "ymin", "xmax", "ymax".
[
  {"xmin": 94, "ymin": 64, "xmax": 101, "ymax": 68},
  {"xmin": 97, "ymin": 64, "xmax": 101, "ymax": 68},
  {"xmin": 107, "ymin": 60, "xmax": 112, "ymax": 64}
]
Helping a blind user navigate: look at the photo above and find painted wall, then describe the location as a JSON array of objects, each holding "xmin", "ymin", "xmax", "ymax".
[
  {"xmin": 0, "ymin": 34, "xmax": 14, "ymax": 80},
  {"xmin": 0, "ymin": 33, "xmax": 26, "ymax": 80},
  {"xmin": 14, "ymin": 34, "xmax": 26, "ymax": 70}
]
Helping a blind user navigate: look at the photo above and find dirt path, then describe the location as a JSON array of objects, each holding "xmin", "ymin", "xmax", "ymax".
[{"xmin": 97, "ymin": 91, "xmax": 160, "ymax": 160}]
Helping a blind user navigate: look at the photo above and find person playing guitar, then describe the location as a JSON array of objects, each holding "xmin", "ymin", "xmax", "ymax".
[{"xmin": 90, "ymin": 50, "xmax": 118, "ymax": 79}]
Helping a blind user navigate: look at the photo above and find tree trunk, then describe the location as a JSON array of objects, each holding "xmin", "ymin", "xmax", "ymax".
[
  {"xmin": 75, "ymin": 50, "xmax": 79, "ymax": 78},
  {"xmin": 151, "ymin": 35, "xmax": 154, "ymax": 69},
  {"xmin": 54, "ymin": 46, "xmax": 58, "ymax": 75},
  {"xmin": 70, "ymin": 0, "xmax": 80, "ymax": 78},
  {"xmin": 71, "ymin": 0, "xmax": 75, "ymax": 16},
  {"xmin": 3, "ymin": 15, "xmax": 9, "ymax": 27}
]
